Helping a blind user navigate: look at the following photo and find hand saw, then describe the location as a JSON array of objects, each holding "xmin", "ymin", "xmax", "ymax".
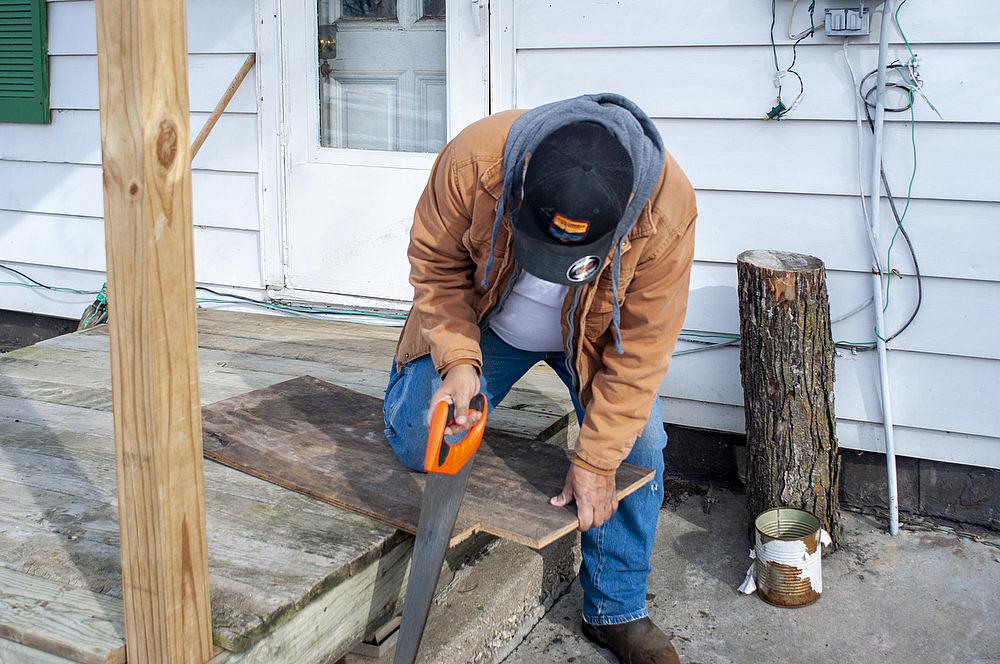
[{"xmin": 393, "ymin": 393, "xmax": 488, "ymax": 664}]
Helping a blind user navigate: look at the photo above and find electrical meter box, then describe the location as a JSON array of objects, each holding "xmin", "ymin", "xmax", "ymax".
[{"xmin": 825, "ymin": 6, "xmax": 871, "ymax": 36}]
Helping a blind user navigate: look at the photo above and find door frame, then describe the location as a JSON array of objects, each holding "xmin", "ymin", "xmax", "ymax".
[{"xmin": 256, "ymin": 0, "xmax": 515, "ymax": 308}]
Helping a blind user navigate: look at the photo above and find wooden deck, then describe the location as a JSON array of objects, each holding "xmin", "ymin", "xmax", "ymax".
[{"xmin": 0, "ymin": 309, "xmax": 575, "ymax": 664}]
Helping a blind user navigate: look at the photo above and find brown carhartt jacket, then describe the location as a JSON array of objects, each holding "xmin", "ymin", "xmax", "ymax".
[{"xmin": 395, "ymin": 109, "xmax": 697, "ymax": 474}]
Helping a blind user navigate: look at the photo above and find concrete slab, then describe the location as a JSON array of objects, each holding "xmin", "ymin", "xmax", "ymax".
[
  {"xmin": 506, "ymin": 488, "xmax": 1000, "ymax": 664},
  {"xmin": 340, "ymin": 536, "xmax": 580, "ymax": 664}
]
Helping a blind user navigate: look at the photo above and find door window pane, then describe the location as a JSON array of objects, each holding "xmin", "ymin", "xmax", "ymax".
[
  {"xmin": 421, "ymin": 0, "xmax": 445, "ymax": 19},
  {"xmin": 318, "ymin": 0, "xmax": 447, "ymax": 153},
  {"xmin": 341, "ymin": 0, "xmax": 396, "ymax": 20}
]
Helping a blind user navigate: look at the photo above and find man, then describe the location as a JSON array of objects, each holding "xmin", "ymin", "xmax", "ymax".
[{"xmin": 383, "ymin": 94, "xmax": 695, "ymax": 664}]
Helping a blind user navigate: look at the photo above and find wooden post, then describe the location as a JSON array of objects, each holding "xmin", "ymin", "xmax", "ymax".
[
  {"xmin": 737, "ymin": 250, "xmax": 842, "ymax": 545},
  {"xmin": 95, "ymin": 1, "xmax": 213, "ymax": 661}
]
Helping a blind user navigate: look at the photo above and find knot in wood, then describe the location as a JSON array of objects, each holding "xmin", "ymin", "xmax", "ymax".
[{"xmin": 156, "ymin": 120, "xmax": 179, "ymax": 168}]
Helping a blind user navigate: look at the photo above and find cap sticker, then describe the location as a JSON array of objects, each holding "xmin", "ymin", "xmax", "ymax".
[
  {"xmin": 567, "ymin": 255, "xmax": 601, "ymax": 283},
  {"xmin": 550, "ymin": 212, "xmax": 590, "ymax": 243}
]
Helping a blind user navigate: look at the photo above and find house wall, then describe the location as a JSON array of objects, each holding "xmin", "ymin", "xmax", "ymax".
[
  {"xmin": 1, "ymin": 0, "xmax": 997, "ymax": 471},
  {"xmin": 0, "ymin": 0, "xmax": 263, "ymax": 319},
  {"xmin": 513, "ymin": 0, "xmax": 1000, "ymax": 469}
]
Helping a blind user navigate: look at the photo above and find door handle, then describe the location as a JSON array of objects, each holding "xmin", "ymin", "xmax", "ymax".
[
  {"xmin": 318, "ymin": 23, "xmax": 337, "ymax": 59},
  {"xmin": 471, "ymin": 0, "xmax": 484, "ymax": 36}
]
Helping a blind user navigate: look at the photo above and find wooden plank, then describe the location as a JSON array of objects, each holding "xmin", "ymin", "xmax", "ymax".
[
  {"xmin": 48, "ymin": 0, "xmax": 256, "ymax": 55},
  {"xmin": 208, "ymin": 537, "xmax": 413, "ymax": 664},
  {"xmin": 515, "ymin": 0, "xmax": 1000, "ymax": 48},
  {"xmin": 0, "ymin": 110, "xmax": 258, "ymax": 172},
  {"xmin": 191, "ymin": 54, "xmax": 256, "ymax": 159},
  {"xmin": 0, "ymin": 162, "xmax": 259, "ymax": 228},
  {"xmin": 518, "ymin": 44, "xmax": 999, "ymax": 123},
  {"xmin": 38, "ymin": 327, "xmax": 575, "ymax": 438},
  {"xmin": 17, "ymin": 333, "xmax": 567, "ymax": 440},
  {"xmin": 95, "ymin": 0, "xmax": 213, "ymax": 660},
  {"xmin": 49, "ymin": 54, "xmax": 258, "ymax": 112},
  {"xmin": 0, "ymin": 348, "xmax": 295, "ymax": 410},
  {"xmin": 0, "ymin": 638, "xmax": 80, "ymax": 664},
  {"xmin": 0, "ymin": 416, "xmax": 400, "ymax": 652},
  {"xmin": 0, "ymin": 422, "xmax": 406, "ymax": 649},
  {"xmin": 200, "ymin": 377, "xmax": 654, "ymax": 549},
  {"xmin": 0, "ymin": 566, "xmax": 125, "ymax": 664},
  {"xmin": 197, "ymin": 308, "xmax": 403, "ymax": 342},
  {"xmin": 0, "ymin": 374, "xmax": 112, "ymax": 410}
]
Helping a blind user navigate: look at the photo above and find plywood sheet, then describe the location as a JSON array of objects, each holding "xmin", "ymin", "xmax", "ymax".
[{"xmin": 201, "ymin": 376, "xmax": 655, "ymax": 549}]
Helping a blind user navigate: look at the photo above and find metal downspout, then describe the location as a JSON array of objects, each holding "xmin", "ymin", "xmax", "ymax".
[{"xmin": 867, "ymin": 0, "xmax": 900, "ymax": 536}]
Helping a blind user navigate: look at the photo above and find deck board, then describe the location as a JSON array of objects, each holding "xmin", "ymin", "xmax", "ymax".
[
  {"xmin": 32, "ymin": 322, "xmax": 575, "ymax": 439},
  {"xmin": 201, "ymin": 376, "xmax": 654, "ymax": 549},
  {"xmin": 0, "ymin": 309, "xmax": 576, "ymax": 662},
  {"xmin": 0, "ymin": 567, "xmax": 125, "ymax": 664}
]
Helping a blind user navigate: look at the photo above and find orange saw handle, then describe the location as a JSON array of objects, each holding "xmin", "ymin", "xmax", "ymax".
[{"xmin": 424, "ymin": 393, "xmax": 488, "ymax": 475}]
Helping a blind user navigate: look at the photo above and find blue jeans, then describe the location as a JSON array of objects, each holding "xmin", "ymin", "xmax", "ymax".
[{"xmin": 383, "ymin": 328, "xmax": 667, "ymax": 625}]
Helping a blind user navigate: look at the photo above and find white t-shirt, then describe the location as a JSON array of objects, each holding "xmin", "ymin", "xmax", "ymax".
[{"xmin": 489, "ymin": 272, "xmax": 569, "ymax": 353}]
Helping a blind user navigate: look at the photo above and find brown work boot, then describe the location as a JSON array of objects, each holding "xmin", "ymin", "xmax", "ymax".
[{"xmin": 581, "ymin": 617, "xmax": 680, "ymax": 664}]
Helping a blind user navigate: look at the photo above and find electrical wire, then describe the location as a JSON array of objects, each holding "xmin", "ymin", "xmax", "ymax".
[
  {"xmin": 790, "ymin": 0, "xmax": 890, "ymax": 41},
  {"xmin": 0, "ymin": 264, "xmax": 102, "ymax": 295},
  {"xmin": 768, "ymin": 0, "xmax": 814, "ymax": 120},
  {"xmin": 0, "ymin": 261, "xmax": 907, "ymax": 357},
  {"xmin": 857, "ymin": 70, "xmax": 923, "ymax": 346},
  {"xmin": 837, "ymin": 16, "xmax": 924, "ymax": 351},
  {"xmin": 194, "ymin": 286, "xmax": 407, "ymax": 320},
  {"xmin": 842, "ymin": 41, "xmax": 882, "ymax": 268}
]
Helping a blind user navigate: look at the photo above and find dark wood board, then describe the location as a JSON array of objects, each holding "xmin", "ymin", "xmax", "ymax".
[{"xmin": 201, "ymin": 376, "xmax": 655, "ymax": 549}]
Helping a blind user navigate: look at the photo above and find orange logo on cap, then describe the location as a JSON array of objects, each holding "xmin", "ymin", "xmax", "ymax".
[{"xmin": 553, "ymin": 213, "xmax": 590, "ymax": 235}]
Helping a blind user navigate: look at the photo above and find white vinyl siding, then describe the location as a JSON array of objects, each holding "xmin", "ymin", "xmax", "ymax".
[
  {"xmin": 515, "ymin": 0, "xmax": 1000, "ymax": 469},
  {"xmin": 2, "ymin": 0, "xmax": 997, "ymax": 473},
  {"xmin": 0, "ymin": 0, "xmax": 262, "ymax": 318}
]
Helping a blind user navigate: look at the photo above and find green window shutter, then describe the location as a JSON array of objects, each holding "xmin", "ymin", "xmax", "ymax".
[{"xmin": 0, "ymin": 0, "xmax": 49, "ymax": 124}]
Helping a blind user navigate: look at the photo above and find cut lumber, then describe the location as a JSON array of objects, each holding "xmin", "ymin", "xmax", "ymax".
[
  {"xmin": 95, "ymin": 0, "xmax": 213, "ymax": 657},
  {"xmin": 0, "ymin": 567, "xmax": 125, "ymax": 664},
  {"xmin": 201, "ymin": 377, "xmax": 655, "ymax": 548},
  {"xmin": 737, "ymin": 250, "xmax": 842, "ymax": 544},
  {"xmin": 191, "ymin": 54, "xmax": 256, "ymax": 158},
  {"xmin": 207, "ymin": 535, "xmax": 412, "ymax": 664}
]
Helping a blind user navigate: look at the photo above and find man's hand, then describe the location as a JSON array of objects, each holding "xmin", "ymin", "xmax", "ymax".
[
  {"xmin": 550, "ymin": 463, "xmax": 619, "ymax": 531},
  {"xmin": 427, "ymin": 364, "xmax": 481, "ymax": 435}
]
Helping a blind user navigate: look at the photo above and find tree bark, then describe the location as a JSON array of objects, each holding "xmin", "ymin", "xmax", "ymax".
[{"xmin": 737, "ymin": 250, "xmax": 842, "ymax": 545}]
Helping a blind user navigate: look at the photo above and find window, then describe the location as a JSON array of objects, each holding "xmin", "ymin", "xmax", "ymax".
[
  {"xmin": 0, "ymin": 0, "xmax": 49, "ymax": 124},
  {"xmin": 317, "ymin": 0, "xmax": 446, "ymax": 153}
]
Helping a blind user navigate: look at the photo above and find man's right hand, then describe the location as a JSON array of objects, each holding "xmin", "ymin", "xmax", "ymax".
[{"xmin": 427, "ymin": 364, "xmax": 481, "ymax": 435}]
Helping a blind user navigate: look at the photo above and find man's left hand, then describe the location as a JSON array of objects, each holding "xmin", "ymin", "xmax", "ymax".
[{"xmin": 550, "ymin": 463, "xmax": 618, "ymax": 531}]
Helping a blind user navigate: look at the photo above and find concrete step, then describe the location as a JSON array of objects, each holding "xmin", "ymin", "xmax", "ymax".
[{"xmin": 341, "ymin": 534, "xmax": 580, "ymax": 664}]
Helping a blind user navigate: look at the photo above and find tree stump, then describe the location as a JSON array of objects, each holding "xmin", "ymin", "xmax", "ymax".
[{"xmin": 737, "ymin": 250, "xmax": 842, "ymax": 545}]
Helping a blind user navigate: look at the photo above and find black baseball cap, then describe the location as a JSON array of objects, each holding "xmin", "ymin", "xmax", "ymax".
[{"xmin": 511, "ymin": 122, "xmax": 634, "ymax": 285}]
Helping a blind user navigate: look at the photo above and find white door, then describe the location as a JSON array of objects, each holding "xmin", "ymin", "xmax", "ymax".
[{"xmin": 279, "ymin": 0, "xmax": 490, "ymax": 305}]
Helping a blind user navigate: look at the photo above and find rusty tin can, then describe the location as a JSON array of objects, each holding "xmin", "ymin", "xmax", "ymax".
[{"xmin": 752, "ymin": 507, "xmax": 828, "ymax": 608}]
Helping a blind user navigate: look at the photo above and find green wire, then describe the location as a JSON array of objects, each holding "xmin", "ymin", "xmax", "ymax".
[
  {"xmin": 678, "ymin": 331, "xmax": 741, "ymax": 340},
  {"xmin": 195, "ymin": 297, "xmax": 407, "ymax": 320},
  {"xmin": 0, "ymin": 271, "xmax": 888, "ymax": 349},
  {"xmin": 895, "ymin": 0, "xmax": 914, "ymax": 60},
  {"xmin": 880, "ymin": 0, "xmax": 918, "ymax": 315}
]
